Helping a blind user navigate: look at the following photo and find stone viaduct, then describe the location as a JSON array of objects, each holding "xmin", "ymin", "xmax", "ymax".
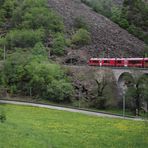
[
  {"xmin": 111, "ymin": 68, "xmax": 148, "ymax": 82},
  {"xmin": 110, "ymin": 68, "xmax": 148, "ymax": 97}
]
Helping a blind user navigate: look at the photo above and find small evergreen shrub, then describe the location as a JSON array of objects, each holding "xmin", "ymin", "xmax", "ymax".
[{"xmin": 72, "ymin": 29, "xmax": 91, "ymax": 45}]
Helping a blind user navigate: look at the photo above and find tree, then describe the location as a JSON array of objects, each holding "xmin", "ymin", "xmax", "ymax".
[
  {"xmin": 92, "ymin": 69, "xmax": 114, "ymax": 109},
  {"xmin": 111, "ymin": 6, "xmax": 121, "ymax": 23},
  {"xmin": 1, "ymin": 50, "xmax": 73, "ymax": 102},
  {"xmin": 51, "ymin": 33, "xmax": 66, "ymax": 55},
  {"xmin": 124, "ymin": 72, "xmax": 148, "ymax": 115},
  {"xmin": 74, "ymin": 16, "xmax": 89, "ymax": 30},
  {"xmin": 3, "ymin": 29, "xmax": 45, "ymax": 50},
  {"xmin": 71, "ymin": 28, "xmax": 91, "ymax": 45}
]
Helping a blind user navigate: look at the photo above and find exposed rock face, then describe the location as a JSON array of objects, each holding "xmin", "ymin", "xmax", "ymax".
[
  {"xmin": 65, "ymin": 65, "xmax": 118, "ymax": 108},
  {"xmin": 48, "ymin": 0, "xmax": 145, "ymax": 58}
]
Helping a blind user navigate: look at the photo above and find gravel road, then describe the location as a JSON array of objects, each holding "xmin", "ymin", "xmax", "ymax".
[{"xmin": 0, "ymin": 100, "xmax": 144, "ymax": 121}]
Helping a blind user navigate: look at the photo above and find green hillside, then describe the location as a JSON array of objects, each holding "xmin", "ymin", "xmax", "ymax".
[{"xmin": 0, "ymin": 0, "xmax": 74, "ymax": 102}]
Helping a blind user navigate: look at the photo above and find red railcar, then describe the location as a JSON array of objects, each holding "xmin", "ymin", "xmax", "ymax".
[
  {"xmin": 144, "ymin": 58, "xmax": 148, "ymax": 68},
  {"xmin": 101, "ymin": 58, "xmax": 116, "ymax": 67},
  {"xmin": 88, "ymin": 58, "xmax": 100, "ymax": 66},
  {"xmin": 126, "ymin": 58, "xmax": 144, "ymax": 68},
  {"xmin": 88, "ymin": 58, "xmax": 148, "ymax": 68},
  {"xmin": 115, "ymin": 58, "xmax": 125, "ymax": 67}
]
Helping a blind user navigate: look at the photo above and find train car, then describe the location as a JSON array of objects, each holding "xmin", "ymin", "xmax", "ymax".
[
  {"xmin": 101, "ymin": 58, "xmax": 116, "ymax": 67},
  {"xmin": 144, "ymin": 58, "xmax": 148, "ymax": 68},
  {"xmin": 126, "ymin": 58, "xmax": 144, "ymax": 68},
  {"xmin": 88, "ymin": 58, "xmax": 100, "ymax": 66},
  {"xmin": 88, "ymin": 58, "xmax": 148, "ymax": 68},
  {"xmin": 115, "ymin": 58, "xmax": 125, "ymax": 67}
]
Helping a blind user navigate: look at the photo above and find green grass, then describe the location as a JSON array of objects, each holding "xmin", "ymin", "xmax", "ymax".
[
  {"xmin": 0, "ymin": 104, "xmax": 148, "ymax": 148},
  {"xmin": 1, "ymin": 97, "xmax": 139, "ymax": 117}
]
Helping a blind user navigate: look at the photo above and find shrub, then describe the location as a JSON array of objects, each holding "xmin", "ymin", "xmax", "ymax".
[
  {"xmin": 1, "ymin": 51, "xmax": 73, "ymax": 102},
  {"xmin": 4, "ymin": 29, "xmax": 45, "ymax": 50},
  {"xmin": 72, "ymin": 29, "xmax": 91, "ymax": 45},
  {"xmin": 74, "ymin": 16, "xmax": 89, "ymax": 30},
  {"xmin": 140, "ymin": 45, "xmax": 148, "ymax": 57},
  {"xmin": 1, "ymin": 0, "xmax": 16, "ymax": 18},
  {"xmin": 128, "ymin": 24, "xmax": 144, "ymax": 40},
  {"xmin": 0, "ymin": 48, "xmax": 3, "ymax": 60},
  {"xmin": 144, "ymin": 34, "xmax": 148, "ymax": 44},
  {"xmin": 51, "ymin": 33, "xmax": 66, "ymax": 55},
  {"xmin": 111, "ymin": 6, "xmax": 121, "ymax": 23},
  {"xmin": 31, "ymin": 42, "xmax": 48, "ymax": 58},
  {"xmin": 0, "ymin": 112, "xmax": 6, "ymax": 123},
  {"xmin": 119, "ymin": 18, "xmax": 129, "ymax": 29},
  {"xmin": 21, "ymin": 7, "xmax": 64, "ymax": 32},
  {"xmin": 26, "ymin": 61, "xmax": 74, "ymax": 101}
]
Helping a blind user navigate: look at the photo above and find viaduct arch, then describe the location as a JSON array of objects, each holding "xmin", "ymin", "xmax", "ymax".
[
  {"xmin": 112, "ymin": 68, "xmax": 148, "ymax": 82},
  {"xmin": 111, "ymin": 68, "xmax": 148, "ymax": 96}
]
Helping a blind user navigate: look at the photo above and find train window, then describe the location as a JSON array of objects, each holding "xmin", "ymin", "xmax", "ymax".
[
  {"xmin": 92, "ymin": 60, "xmax": 98, "ymax": 63},
  {"xmin": 117, "ymin": 60, "xmax": 122, "ymax": 64},
  {"xmin": 145, "ymin": 60, "xmax": 148, "ymax": 63},
  {"xmin": 129, "ymin": 60, "xmax": 141, "ymax": 64},
  {"xmin": 104, "ymin": 60, "xmax": 110, "ymax": 64}
]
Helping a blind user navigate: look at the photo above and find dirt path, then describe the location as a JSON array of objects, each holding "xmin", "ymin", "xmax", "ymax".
[{"xmin": 0, "ymin": 100, "xmax": 144, "ymax": 121}]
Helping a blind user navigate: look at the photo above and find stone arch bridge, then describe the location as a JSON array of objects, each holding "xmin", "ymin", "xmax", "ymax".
[
  {"xmin": 111, "ymin": 68, "xmax": 148, "ymax": 98},
  {"xmin": 112, "ymin": 68, "xmax": 148, "ymax": 82}
]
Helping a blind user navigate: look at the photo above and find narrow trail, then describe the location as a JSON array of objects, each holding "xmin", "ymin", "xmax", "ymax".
[{"xmin": 0, "ymin": 100, "xmax": 144, "ymax": 121}]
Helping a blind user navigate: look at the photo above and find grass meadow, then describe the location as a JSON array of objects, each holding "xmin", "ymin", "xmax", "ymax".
[{"xmin": 0, "ymin": 104, "xmax": 148, "ymax": 148}]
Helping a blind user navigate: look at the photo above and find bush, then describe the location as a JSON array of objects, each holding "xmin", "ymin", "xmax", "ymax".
[
  {"xmin": 1, "ymin": 51, "xmax": 73, "ymax": 102},
  {"xmin": 1, "ymin": 0, "xmax": 16, "ymax": 18},
  {"xmin": 0, "ymin": 112, "xmax": 6, "ymax": 123},
  {"xmin": 21, "ymin": 7, "xmax": 64, "ymax": 31},
  {"xmin": 51, "ymin": 33, "xmax": 66, "ymax": 55},
  {"xmin": 10, "ymin": 0, "xmax": 64, "ymax": 32},
  {"xmin": 4, "ymin": 29, "xmax": 45, "ymax": 50},
  {"xmin": 141, "ymin": 45, "xmax": 148, "ymax": 57},
  {"xmin": 0, "ymin": 48, "xmax": 3, "ymax": 60},
  {"xmin": 26, "ymin": 61, "xmax": 74, "ymax": 101},
  {"xmin": 111, "ymin": 6, "xmax": 121, "ymax": 23},
  {"xmin": 128, "ymin": 24, "xmax": 144, "ymax": 40},
  {"xmin": 31, "ymin": 42, "xmax": 48, "ymax": 58},
  {"xmin": 144, "ymin": 34, "xmax": 148, "ymax": 44},
  {"xmin": 72, "ymin": 29, "xmax": 91, "ymax": 45},
  {"xmin": 74, "ymin": 16, "xmax": 89, "ymax": 30},
  {"xmin": 119, "ymin": 18, "xmax": 129, "ymax": 29}
]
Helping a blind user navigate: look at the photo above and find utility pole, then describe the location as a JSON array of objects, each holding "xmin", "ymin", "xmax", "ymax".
[
  {"xmin": 123, "ymin": 84, "xmax": 126, "ymax": 118},
  {"xmin": 29, "ymin": 87, "xmax": 32, "ymax": 97},
  {"xmin": 123, "ymin": 94, "xmax": 125, "ymax": 117},
  {"xmin": 78, "ymin": 88, "xmax": 81, "ymax": 108}
]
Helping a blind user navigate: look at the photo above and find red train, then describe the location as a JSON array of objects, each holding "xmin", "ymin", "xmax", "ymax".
[{"xmin": 88, "ymin": 58, "xmax": 148, "ymax": 68}]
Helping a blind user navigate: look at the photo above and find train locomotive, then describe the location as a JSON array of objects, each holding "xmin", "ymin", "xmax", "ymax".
[{"xmin": 88, "ymin": 58, "xmax": 148, "ymax": 68}]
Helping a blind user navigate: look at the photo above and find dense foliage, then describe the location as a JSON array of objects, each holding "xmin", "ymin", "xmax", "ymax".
[
  {"xmin": 71, "ymin": 28, "xmax": 91, "ymax": 45},
  {"xmin": 123, "ymin": 73, "xmax": 148, "ymax": 115},
  {"xmin": 0, "ymin": 0, "xmax": 74, "ymax": 102},
  {"xmin": 0, "ymin": 29, "xmax": 45, "ymax": 50},
  {"xmin": 81, "ymin": 0, "xmax": 148, "ymax": 44}
]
